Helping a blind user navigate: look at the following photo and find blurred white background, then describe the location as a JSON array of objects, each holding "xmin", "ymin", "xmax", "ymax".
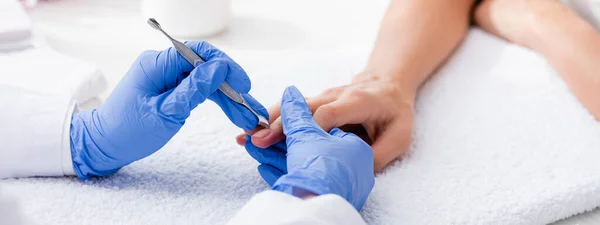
[{"xmin": 28, "ymin": 0, "xmax": 389, "ymax": 99}]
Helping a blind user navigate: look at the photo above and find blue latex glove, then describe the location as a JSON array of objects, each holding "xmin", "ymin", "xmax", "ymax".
[
  {"xmin": 70, "ymin": 41, "xmax": 268, "ymax": 179},
  {"xmin": 244, "ymin": 137, "xmax": 287, "ymax": 186},
  {"xmin": 244, "ymin": 86, "xmax": 374, "ymax": 210}
]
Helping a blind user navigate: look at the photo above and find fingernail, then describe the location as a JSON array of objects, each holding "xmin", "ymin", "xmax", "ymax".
[{"xmin": 253, "ymin": 129, "xmax": 271, "ymax": 139}]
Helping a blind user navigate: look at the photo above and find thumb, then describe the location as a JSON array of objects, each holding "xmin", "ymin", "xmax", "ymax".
[
  {"xmin": 280, "ymin": 86, "xmax": 327, "ymax": 143},
  {"xmin": 158, "ymin": 60, "xmax": 228, "ymax": 122}
]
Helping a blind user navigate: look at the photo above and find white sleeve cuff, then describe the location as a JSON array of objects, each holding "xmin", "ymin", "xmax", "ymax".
[
  {"xmin": 61, "ymin": 101, "xmax": 78, "ymax": 176},
  {"xmin": 227, "ymin": 190, "xmax": 366, "ymax": 225},
  {"xmin": 0, "ymin": 85, "xmax": 78, "ymax": 179}
]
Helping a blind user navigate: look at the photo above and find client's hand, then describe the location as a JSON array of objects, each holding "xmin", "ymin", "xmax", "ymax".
[
  {"xmin": 237, "ymin": 74, "xmax": 414, "ymax": 171},
  {"xmin": 70, "ymin": 41, "xmax": 267, "ymax": 179},
  {"xmin": 245, "ymin": 86, "xmax": 375, "ymax": 210}
]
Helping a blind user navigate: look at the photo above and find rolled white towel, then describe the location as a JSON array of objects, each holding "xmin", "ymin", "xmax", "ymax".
[
  {"xmin": 0, "ymin": 0, "xmax": 33, "ymax": 52},
  {"xmin": 0, "ymin": 47, "xmax": 107, "ymax": 105}
]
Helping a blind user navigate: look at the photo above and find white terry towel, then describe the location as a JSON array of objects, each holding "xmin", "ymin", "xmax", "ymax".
[
  {"xmin": 361, "ymin": 29, "xmax": 600, "ymax": 224},
  {"xmin": 0, "ymin": 47, "xmax": 107, "ymax": 104},
  {"xmin": 1, "ymin": 28, "xmax": 600, "ymax": 225}
]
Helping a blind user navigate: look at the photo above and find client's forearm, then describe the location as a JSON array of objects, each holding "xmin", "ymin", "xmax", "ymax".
[
  {"xmin": 358, "ymin": 0, "xmax": 475, "ymax": 98},
  {"xmin": 537, "ymin": 27, "xmax": 600, "ymax": 120},
  {"xmin": 529, "ymin": 6, "xmax": 600, "ymax": 120},
  {"xmin": 476, "ymin": 0, "xmax": 600, "ymax": 120}
]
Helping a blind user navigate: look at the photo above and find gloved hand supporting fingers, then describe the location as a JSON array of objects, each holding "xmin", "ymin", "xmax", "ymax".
[
  {"xmin": 280, "ymin": 86, "xmax": 328, "ymax": 144},
  {"xmin": 245, "ymin": 93, "xmax": 340, "ymax": 148},
  {"xmin": 157, "ymin": 60, "xmax": 228, "ymax": 122}
]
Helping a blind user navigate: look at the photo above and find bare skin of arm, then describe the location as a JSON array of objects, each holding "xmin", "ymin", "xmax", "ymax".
[
  {"xmin": 475, "ymin": 0, "xmax": 600, "ymax": 120},
  {"xmin": 238, "ymin": 0, "xmax": 477, "ymax": 171}
]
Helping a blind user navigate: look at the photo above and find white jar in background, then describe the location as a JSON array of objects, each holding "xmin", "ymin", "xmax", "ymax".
[{"xmin": 141, "ymin": 0, "xmax": 231, "ymax": 38}]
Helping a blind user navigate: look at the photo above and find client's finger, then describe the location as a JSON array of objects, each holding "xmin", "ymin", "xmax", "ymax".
[
  {"xmin": 236, "ymin": 134, "xmax": 246, "ymax": 145},
  {"xmin": 313, "ymin": 97, "xmax": 376, "ymax": 133},
  {"xmin": 235, "ymin": 86, "xmax": 344, "ymax": 147},
  {"xmin": 250, "ymin": 117, "xmax": 284, "ymax": 148},
  {"xmin": 250, "ymin": 93, "xmax": 340, "ymax": 148}
]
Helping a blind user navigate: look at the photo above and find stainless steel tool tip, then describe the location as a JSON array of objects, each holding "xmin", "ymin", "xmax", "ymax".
[
  {"xmin": 258, "ymin": 116, "xmax": 270, "ymax": 128},
  {"xmin": 147, "ymin": 18, "xmax": 161, "ymax": 30}
]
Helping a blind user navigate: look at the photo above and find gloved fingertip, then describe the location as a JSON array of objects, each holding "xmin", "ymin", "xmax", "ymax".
[
  {"xmin": 243, "ymin": 94, "xmax": 269, "ymax": 121},
  {"xmin": 257, "ymin": 104, "xmax": 269, "ymax": 122},
  {"xmin": 280, "ymin": 86, "xmax": 323, "ymax": 138},
  {"xmin": 242, "ymin": 115, "xmax": 259, "ymax": 131},
  {"xmin": 209, "ymin": 91, "xmax": 258, "ymax": 130},
  {"xmin": 281, "ymin": 86, "xmax": 311, "ymax": 114},
  {"xmin": 282, "ymin": 86, "xmax": 303, "ymax": 102}
]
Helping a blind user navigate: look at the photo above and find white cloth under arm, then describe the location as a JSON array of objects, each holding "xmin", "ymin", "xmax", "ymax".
[
  {"xmin": 0, "ymin": 84, "xmax": 76, "ymax": 179},
  {"xmin": 226, "ymin": 190, "xmax": 367, "ymax": 225}
]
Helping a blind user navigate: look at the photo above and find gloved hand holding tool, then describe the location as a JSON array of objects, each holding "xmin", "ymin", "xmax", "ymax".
[{"xmin": 70, "ymin": 39, "xmax": 268, "ymax": 179}]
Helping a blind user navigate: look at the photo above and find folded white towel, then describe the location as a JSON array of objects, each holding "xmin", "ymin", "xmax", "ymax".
[
  {"xmin": 1, "ymin": 29, "xmax": 600, "ymax": 225},
  {"xmin": 0, "ymin": 0, "xmax": 33, "ymax": 52},
  {"xmin": 0, "ymin": 47, "xmax": 107, "ymax": 104}
]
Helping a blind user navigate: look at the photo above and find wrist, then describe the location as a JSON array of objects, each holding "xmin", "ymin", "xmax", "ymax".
[
  {"xmin": 70, "ymin": 110, "xmax": 121, "ymax": 179},
  {"xmin": 69, "ymin": 112, "xmax": 92, "ymax": 179}
]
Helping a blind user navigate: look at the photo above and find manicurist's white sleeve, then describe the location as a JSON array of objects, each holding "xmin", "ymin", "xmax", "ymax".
[
  {"xmin": 0, "ymin": 84, "xmax": 76, "ymax": 179},
  {"xmin": 226, "ymin": 190, "xmax": 367, "ymax": 225}
]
